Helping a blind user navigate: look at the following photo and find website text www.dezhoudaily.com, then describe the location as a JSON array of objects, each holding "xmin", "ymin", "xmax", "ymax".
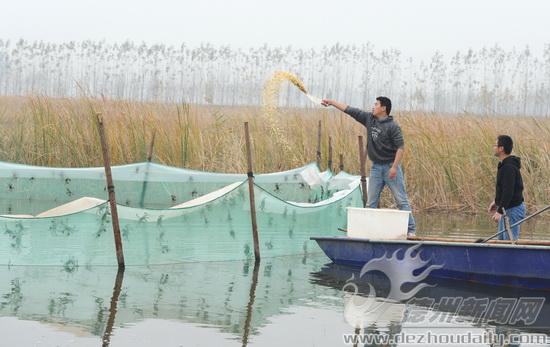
[{"xmin": 343, "ymin": 331, "xmax": 550, "ymax": 345}]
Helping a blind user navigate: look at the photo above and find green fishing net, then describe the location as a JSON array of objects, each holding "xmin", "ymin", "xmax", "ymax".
[{"xmin": 0, "ymin": 162, "xmax": 363, "ymax": 265}]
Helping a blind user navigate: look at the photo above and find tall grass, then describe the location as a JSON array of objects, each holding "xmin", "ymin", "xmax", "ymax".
[{"xmin": 1, "ymin": 95, "xmax": 549, "ymax": 213}]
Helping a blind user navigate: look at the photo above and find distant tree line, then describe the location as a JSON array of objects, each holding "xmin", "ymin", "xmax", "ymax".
[{"xmin": 0, "ymin": 39, "xmax": 549, "ymax": 115}]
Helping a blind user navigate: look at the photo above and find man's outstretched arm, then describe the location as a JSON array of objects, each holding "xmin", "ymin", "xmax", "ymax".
[
  {"xmin": 321, "ymin": 99, "xmax": 348, "ymax": 112},
  {"xmin": 322, "ymin": 99, "xmax": 370, "ymax": 126}
]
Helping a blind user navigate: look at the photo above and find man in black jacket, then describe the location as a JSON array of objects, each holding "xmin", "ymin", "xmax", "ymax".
[{"xmin": 488, "ymin": 135, "xmax": 525, "ymax": 240}]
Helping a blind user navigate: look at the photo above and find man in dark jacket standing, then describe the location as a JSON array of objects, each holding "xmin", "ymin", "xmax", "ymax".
[
  {"xmin": 321, "ymin": 96, "xmax": 416, "ymax": 235},
  {"xmin": 488, "ymin": 135, "xmax": 525, "ymax": 240}
]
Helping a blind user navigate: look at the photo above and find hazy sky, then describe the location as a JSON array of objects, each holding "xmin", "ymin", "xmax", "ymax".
[{"xmin": 1, "ymin": 0, "xmax": 549, "ymax": 58}]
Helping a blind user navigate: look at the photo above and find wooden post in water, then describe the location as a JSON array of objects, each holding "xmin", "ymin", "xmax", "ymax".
[
  {"xmin": 327, "ymin": 136, "xmax": 333, "ymax": 172},
  {"xmin": 339, "ymin": 154, "xmax": 344, "ymax": 172},
  {"xmin": 146, "ymin": 129, "xmax": 156, "ymax": 162},
  {"xmin": 358, "ymin": 136, "xmax": 368, "ymax": 208},
  {"xmin": 316, "ymin": 120, "xmax": 322, "ymax": 168},
  {"xmin": 96, "ymin": 113, "xmax": 125, "ymax": 268},
  {"xmin": 139, "ymin": 129, "xmax": 157, "ymax": 208},
  {"xmin": 244, "ymin": 122, "xmax": 261, "ymax": 260}
]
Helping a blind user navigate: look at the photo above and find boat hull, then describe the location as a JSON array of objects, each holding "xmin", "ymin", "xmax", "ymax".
[{"xmin": 312, "ymin": 236, "xmax": 550, "ymax": 290}]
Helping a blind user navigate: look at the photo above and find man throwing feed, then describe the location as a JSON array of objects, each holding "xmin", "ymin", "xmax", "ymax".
[{"xmin": 322, "ymin": 96, "xmax": 416, "ymax": 235}]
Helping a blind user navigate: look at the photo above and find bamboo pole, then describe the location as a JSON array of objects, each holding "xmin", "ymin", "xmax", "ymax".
[
  {"xmin": 327, "ymin": 136, "xmax": 333, "ymax": 172},
  {"xmin": 364, "ymin": 130, "xmax": 370, "ymax": 175},
  {"xmin": 316, "ymin": 120, "xmax": 322, "ymax": 168},
  {"xmin": 339, "ymin": 153, "xmax": 344, "ymax": 172},
  {"xmin": 358, "ymin": 136, "xmax": 368, "ymax": 208},
  {"xmin": 146, "ymin": 129, "xmax": 156, "ymax": 162},
  {"xmin": 96, "ymin": 113, "xmax": 125, "ymax": 268},
  {"xmin": 139, "ymin": 130, "xmax": 157, "ymax": 208},
  {"xmin": 244, "ymin": 122, "xmax": 261, "ymax": 260}
]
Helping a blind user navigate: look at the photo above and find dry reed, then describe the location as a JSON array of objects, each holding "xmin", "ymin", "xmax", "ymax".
[{"xmin": 1, "ymin": 95, "xmax": 549, "ymax": 214}]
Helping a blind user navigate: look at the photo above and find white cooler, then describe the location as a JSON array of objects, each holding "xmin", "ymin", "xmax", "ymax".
[{"xmin": 347, "ymin": 207, "xmax": 410, "ymax": 240}]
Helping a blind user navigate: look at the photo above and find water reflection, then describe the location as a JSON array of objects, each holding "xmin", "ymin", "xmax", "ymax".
[
  {"xmin": 99, "ymin": 263, "xmax": 263, "ymax": 347},
  {"xmin": 241, "ymin": 260, "xmax": 260, "ymax": 347},
  {"xmin": 102, "ymin": 268, "xmax": 125, "ymax": 347},
  {"xmin": 1, "ymin": 235, "xmax": 550, "ymax": 346},
  {"xmin": 312, "ymin": 262, "xmax": 550, "ymax": 345},
  {"xmin": 0, "ymin": 255, "xmax": 332, "ymax": 346},
  {"xmin": 0, "ymin": 255, "xmax": 550, "ymax": 347}
]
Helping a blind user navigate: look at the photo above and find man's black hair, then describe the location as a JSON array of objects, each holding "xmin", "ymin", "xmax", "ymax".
[
  {"xmin": 376, "ymin": 96, "xmax": 392, "ymax": 115},
  {"xmin": 497, "ymin": 135, "xmax": 513, "ymax": 155}
]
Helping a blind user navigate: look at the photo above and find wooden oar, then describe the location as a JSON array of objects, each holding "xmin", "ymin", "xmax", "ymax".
[{"xmin": 476, "ymin": 203, "xmax": 550, "ymax": 243}]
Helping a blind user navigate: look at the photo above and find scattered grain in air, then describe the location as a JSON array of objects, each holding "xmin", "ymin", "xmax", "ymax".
[
  {"xmin": 262, "ymin": 71, "xmax": 308, "ymax": 118},
  {"xmin": 260, "ymin": 71, "xmax": 309, "ymax": 165}
]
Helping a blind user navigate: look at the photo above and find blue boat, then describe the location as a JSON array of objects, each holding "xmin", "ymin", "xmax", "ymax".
[{"xmin": 311, "ymin": 236, "xmax": 550, "ymax": 290}]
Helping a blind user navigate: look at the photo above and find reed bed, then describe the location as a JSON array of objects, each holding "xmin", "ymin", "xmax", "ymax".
[
  {"xmin": 1, "ymin": 95, "xmax": 549, "ymax": 213},
  {"xmin": 1, "ymin": 40, "xmax": 550, "ymax": 115}
]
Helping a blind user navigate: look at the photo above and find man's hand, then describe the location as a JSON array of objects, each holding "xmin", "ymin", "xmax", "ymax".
[
  {"xmin": 321, "ymin": 99, "xmax": 333, "ymax": 107},
  {"xmin": 389, "ymin": 150, "xmax": 404, "ymax": 180},
  {"xmin": 488, "ymin": 201, "xmax": 496, "ymax": 213},
  {"xmin": 389, "ymin": 166, "xmax": 398, "ymax": 180},
  {"xmin": 492, "ymin": 212, "xmax": 502, "ymax": 222},
  {"xmin": 321, "ymin": 99, "xmax": 348, "ymax": 112}
]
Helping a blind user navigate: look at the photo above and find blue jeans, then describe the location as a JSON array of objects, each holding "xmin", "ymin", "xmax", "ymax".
[
  {"xmin": 498, "ymin": 203, "xmax": 525, "ymax": 240},
  {"xmin": 367, "ymin": 163, "xmax": 416, "ymax": 234}
]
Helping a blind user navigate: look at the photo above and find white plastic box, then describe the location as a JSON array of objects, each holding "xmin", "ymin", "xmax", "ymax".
[{"xmin": 347, "ymin": 207, "xmax": 410, "ymax": 240}]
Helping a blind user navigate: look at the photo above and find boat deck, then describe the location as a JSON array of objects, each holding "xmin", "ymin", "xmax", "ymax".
[{"xmin": 407, "ymin": 235, "xmax": 550, "ymax": 246}]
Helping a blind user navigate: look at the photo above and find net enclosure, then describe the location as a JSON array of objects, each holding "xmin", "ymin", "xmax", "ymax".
[{"xmin": 0, "ymin": 161, "xmax": 364, "ymax": 265}]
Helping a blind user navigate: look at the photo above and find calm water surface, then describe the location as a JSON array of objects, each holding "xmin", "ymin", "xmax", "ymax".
[{"xmin": 2, "ymin": 214, "xmax": 550, "ymax": 347}]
